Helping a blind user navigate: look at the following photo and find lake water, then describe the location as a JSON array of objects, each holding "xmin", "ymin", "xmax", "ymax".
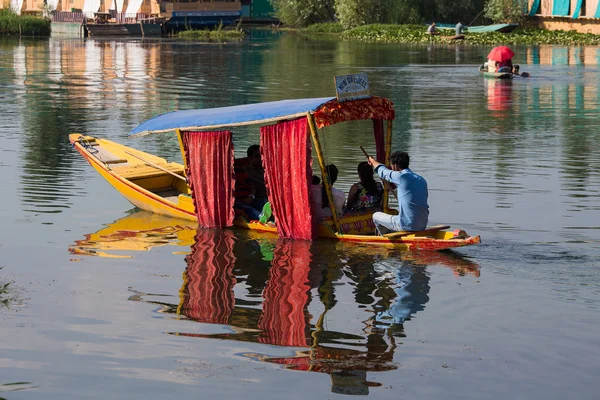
[{"xmin": 0, "ymin": 32, "xmax": 599, "ymax": 399}]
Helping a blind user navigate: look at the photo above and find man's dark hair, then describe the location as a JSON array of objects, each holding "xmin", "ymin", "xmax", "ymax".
[
  {"xmin": 391, "ymin": 151, "xmax": 409, "ymax": 170},
  {"xmin": 247, "ymin": 144, "xmax": 260, "ymax": 158}
]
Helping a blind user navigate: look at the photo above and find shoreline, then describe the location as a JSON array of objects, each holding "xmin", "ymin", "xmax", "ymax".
[{"xmin": 301, "ymin": 23, "xmax": 600, "ymax": 46}]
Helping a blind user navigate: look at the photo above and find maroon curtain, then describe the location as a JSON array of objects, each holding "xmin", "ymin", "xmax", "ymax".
[
  {"xmin": 258, "ymin": 240, "xmax": 312, "ymax": 347},
  {"xmin": 179, "ymin": 229, "xmax": 237, "ymax": 324},
  {"xmin": 373, "ymin": 119, "xmax": 385, "ymax": 162},
  {"xmin": 260, "ymin": 118, "xmax": 315, "ymax": 240},
  {"xmin": 181, "ymin": 131, "xmax": 235, "ymax": 228}
]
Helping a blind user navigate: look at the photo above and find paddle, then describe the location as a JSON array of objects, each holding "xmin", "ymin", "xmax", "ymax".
[
  {"xmin": 383, "ymin": 224, "xmax": 451, "ymax": 239},
  {"xmin": 124, "ymin": 150, "xmax": 187, "ymax": 182},
  {"xmin": 359, "ymin": 146, "xmax": 398, "ymax": 200}
]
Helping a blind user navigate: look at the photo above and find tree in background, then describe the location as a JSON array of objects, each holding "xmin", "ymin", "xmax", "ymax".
[
  {"xmin": 484, "ymin": 0, "xmax": 528, "ymax": 23},
  {"xmin": 269, "ymin": 0, "xmax": 491, "ymax": 28},
  {"xmin": 335, "ymin": 0, "xmax": 382, "ymax": 29},
  {"xmin": 270, "ymin": 0, "xmax": 336, "ymax": 27},
  {"xmin": 380, "ymin": 0, "xmax": 422, "ymax": 24},
  {"xmin": 435, "ymin": 0, "xmax": 486, "ymax": 25}
]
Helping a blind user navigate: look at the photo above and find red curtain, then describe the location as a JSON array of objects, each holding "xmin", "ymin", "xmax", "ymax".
[
  {"xmin": 179, "ymin": 229, "xmax": 237, "ymax": 324},
  {"xmin": 260, "ymin": 118, "xmax": 315, "ymax": 240},
  {"xmin": 258, "ymin": 240, "xmax": 312, "ymax": 347},
  {"xmin": 373, "ymin": 119, "xmax": 385, "ymax": 162},
  {"xmin": 181, "ymin": 130, "xmax": 235, "ymax": 228}
]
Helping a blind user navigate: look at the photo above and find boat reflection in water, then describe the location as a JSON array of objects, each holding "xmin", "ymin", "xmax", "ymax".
[
  {"xmin": 173, "ymin": 230, "xmax": 480, "ymax": 395},
  {"xmin": 71, "ymin": 211, "xmax": 479, "ymax": 394},
  {"xmin": 69, "ymin": 210, "xmax": 197, "ymax": 258},
  {"xmin": 486, "ymin": 78, "xmax": 513, "ymax": 117}
]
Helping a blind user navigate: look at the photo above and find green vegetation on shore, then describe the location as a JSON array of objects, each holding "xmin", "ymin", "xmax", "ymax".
[
  {"xmin": 177, "ymin": 23, "xmax": 245, "ymax": 41},
  {"xmin": 304, "ymin": 23, "xmax": 600, "ymax": 46},
  {"xmin": 0, "ymin": 9, "xmax": 51, "ymax": 36}
]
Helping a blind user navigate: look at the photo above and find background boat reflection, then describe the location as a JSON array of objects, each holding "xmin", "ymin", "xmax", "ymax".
[{"xmin": 71, "ymin": 210, "xmax": 479, "ymax": 394}]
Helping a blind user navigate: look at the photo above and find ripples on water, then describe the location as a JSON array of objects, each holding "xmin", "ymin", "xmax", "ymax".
[{"xmin": 1, "ymin": 35, "xmax": 599, "ymax": 398}]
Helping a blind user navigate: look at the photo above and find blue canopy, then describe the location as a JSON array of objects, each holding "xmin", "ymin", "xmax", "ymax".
[{"xmin": 129, "ymin": 97, "xmax": 335, "ymax": 137}]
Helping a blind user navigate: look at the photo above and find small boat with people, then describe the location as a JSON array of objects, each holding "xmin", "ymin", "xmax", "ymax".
[
  {"xmin": 479, "ymin": 46, "xmax": 530, "ymax": 79},
  {"xmin": 71, "ymin": 75, "xmax": 480, "ymax": 251}
]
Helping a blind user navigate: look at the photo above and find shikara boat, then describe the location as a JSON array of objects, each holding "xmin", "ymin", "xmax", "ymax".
[
  {"xmin": 480, "ymin": 70, "xmax": 514, "ymax": 79},
  {"xmin": 479, "ymin": 68, "xmax": 530, "ymax": 79},
  {"xmin": 71, "ymin": 95, "xmax": 480, "ymax": 251}
]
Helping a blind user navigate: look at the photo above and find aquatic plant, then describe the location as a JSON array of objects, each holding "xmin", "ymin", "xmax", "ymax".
[
  {"xmin": 0, "ymin": 9, "xmax": 51, "ymax": 36},
  {"xmin": 177, "ymin": 21, "xmax": 246, "ymax": 41},
  {"xmin": 333, "ymin": 24, "xmax": 600, "ymax": 45}
]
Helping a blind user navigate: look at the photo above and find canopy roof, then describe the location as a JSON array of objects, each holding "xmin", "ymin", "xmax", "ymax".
[
  {"xmin": 129, "ymin": 96, "xmax": 395, "ymax": 137},
  {"xmin": 130, "ymin": 98, "xmax": 334, "ymax": 137}
]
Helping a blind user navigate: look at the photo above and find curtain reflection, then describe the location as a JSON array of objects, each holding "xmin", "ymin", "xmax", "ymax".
[
  {"xmin": 258, "ymin": 240, "xmax": 312, "ymax": 347},
  {"xmin": 123, "ymin": 228, "xmax": 481, "ymax": 394},
  {"xmin": 178, "ymin": 230, "xmax": 237, "ymax": 324}
]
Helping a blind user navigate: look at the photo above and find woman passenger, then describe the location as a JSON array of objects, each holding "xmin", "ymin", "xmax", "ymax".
[
  {"xmin": 311, "ymin": 164, "xmax": 345, "ymax": 219},
  {"xmin": 346, "ymin": 161, "xmax": 383, "ymax": 213}
]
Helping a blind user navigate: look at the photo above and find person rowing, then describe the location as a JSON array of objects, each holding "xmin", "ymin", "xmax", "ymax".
[{"xmin": 367, "ymin": 151, "xmax": 429, "ymax": 235}]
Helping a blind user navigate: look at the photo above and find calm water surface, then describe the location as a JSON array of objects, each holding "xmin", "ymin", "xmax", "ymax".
[{"xmin": 0, "ymin": 32, "xmax": 599, "ymax": 399}]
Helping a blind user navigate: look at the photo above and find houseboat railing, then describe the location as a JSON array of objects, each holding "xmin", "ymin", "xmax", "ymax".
[
  {"xmin": 52, "ymin": 12, "xmax": 157, "ymax": 24},
  {"xmin": 52, "ymin": 11, "xmax": 85, "ymax": 23}
]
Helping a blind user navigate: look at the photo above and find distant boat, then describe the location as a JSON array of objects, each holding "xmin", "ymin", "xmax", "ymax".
[
  {"xmin": 478, "ymin": 67, "xmax": 530, "ymax": 79},
  {"xmin": 435, "ymin": 23, "xmax": 519, "ymax": 33}
]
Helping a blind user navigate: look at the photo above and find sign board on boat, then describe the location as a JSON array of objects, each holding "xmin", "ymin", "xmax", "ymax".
[{"xmin": 334, "ymin": 73, "xmax": 371, "ymax": 102}]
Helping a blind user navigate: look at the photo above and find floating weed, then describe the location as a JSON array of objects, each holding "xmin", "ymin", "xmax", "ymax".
[{"xmin": 303, "ymin": 23, "xmax": 600, "ymax": 46}]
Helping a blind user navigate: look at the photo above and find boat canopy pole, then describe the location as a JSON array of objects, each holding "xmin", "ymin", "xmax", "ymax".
[
  {"xmin": 307, "ymin": 112, "xmax": 341, "ymax": 233},
  {"xmin": 176, "ymin": 128, "xmax": 188, "ymax": 175},
  {"xmin": 383, "ymin": 120, "xmax": 393, "ymax": 213}
]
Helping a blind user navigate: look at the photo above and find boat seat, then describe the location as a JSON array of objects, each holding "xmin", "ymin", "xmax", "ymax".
[
  {"xmin": 113, "ymin": 164, "xmax": 185, "ymax": 179},
  {"xmin": 90, "ymin": 146, "xmax": 128, "ymax": 164}
]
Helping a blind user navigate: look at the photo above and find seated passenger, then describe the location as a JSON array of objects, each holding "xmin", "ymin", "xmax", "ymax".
[
  {"xmin": 310, "ymin": 164, "xmax": 345, "ymax": 219},
  {"xmin": 483, "ymin": 58, "xmax": 496, "ymax": 72},
  {"xmin": 234, "ymin": 144, "xmax": 268, "ymax": 221},
  {"xmin": 346, "ymin": 161, "xmax": 383, "ymax": 213},
  {"xmin": 497, "ymin": 58, "xmax": 513, "ymax": 73}
]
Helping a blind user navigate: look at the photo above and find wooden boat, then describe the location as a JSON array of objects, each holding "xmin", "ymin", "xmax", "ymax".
[
  {"xmin": 479, "ymin": 67, "xmax": 530, "ymax": 79},
  {"xmin": 480, "ymin": 70, "xmax": 514, "ymax": 79},
  {"xmin": 71, "ymin": 94, "xmax": 480, "ymax": 251},
  {"xmin": 435, "ymin": 23, "xmax": 518, "ymax": 33},
  {"xmin": 85, "ymin": 22, "xmax": 163, "ymax": 37}
]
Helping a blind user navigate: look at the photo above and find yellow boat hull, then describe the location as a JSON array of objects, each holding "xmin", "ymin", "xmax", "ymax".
[{"xmin": 70, "ymin": 134, "xmax": 480, "ymax": 251}]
